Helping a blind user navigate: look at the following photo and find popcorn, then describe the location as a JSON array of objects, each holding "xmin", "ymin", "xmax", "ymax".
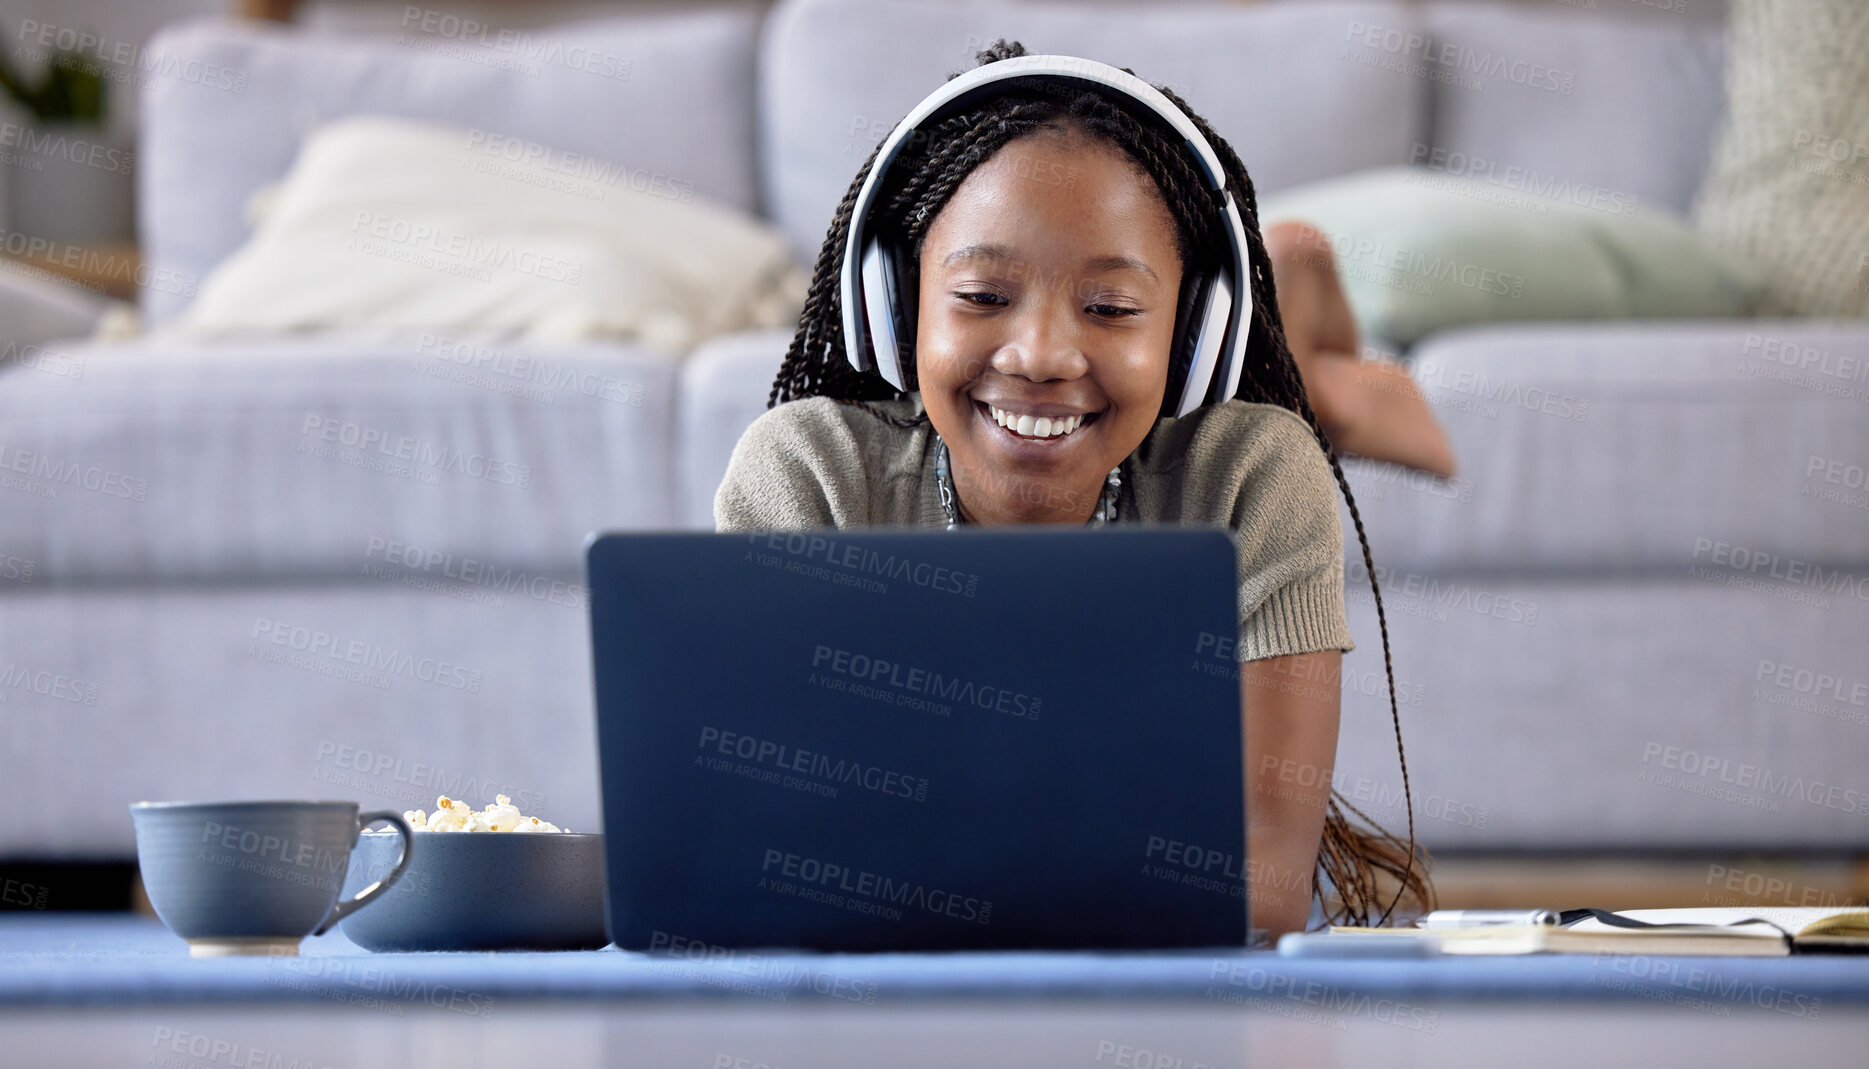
[
  {"xmin": 420, "ymin": 795, "xmax": 472, "ymax": 832},
  {"xmin": 481, "ymin": 796, "xmax": 524, "ymax": 832},
  {"xmin": 396, "ymin": 794, "xmax": 567, "ymax": 833}
]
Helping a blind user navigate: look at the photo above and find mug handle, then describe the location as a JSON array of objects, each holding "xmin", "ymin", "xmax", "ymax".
[{"xmin": 314, "ymin": 810, "xmax": 414, "ymax": 936}]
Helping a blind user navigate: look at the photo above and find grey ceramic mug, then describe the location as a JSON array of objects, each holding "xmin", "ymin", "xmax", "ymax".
[{"xmin": 130, "ymin": 800, "xmax": 414, "ymax": 957}]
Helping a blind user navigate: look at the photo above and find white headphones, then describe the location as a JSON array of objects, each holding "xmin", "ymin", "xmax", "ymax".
[{"xmin": 839, "ymin": 54, "xmax": 1253, "ymax": 418}]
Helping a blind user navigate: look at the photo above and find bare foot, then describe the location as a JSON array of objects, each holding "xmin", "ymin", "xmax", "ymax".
[{"xmin": 1264, "ymin": 221, "xmax": 1457, "ymax": 479}]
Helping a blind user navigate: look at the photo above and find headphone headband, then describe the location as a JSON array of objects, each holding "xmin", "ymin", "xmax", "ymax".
[{"xmin": 840, "ymin": 54, "xmax": 1253, "ymax": 417}]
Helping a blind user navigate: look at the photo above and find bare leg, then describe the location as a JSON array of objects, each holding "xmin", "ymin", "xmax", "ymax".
[{"xmin": 1265, "ymin": 221, "xmax": 1457, "ymax": 479}]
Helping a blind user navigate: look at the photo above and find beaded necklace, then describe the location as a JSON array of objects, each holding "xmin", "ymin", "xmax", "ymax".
[{"xmin": 933, "ymin": 433, "xmax": 1121, "ymax": 531}]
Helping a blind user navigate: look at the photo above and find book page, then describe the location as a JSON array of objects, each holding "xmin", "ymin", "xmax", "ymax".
[{"xmin": 1574, "ymin": 907, "xmax": 1869, "ymax": 938}]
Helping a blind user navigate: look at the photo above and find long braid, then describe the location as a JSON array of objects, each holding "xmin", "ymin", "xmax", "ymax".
[
  {"xmin": 768, "ymin": 138, "xmax": 890, "ymax": 410},
  {"xmin": 1168, "ymin": 94, "xmax": 1430, "ymax": 924},
  {"xmin": 770, "ymin": 40, "xmax": 1432, "ymax": 923}
]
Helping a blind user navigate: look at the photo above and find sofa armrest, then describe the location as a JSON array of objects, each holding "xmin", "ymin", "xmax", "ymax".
[
  {"xmin": 677, "ymin": 328, "xmax": 792, "ymax": 529},
  {"xmin": 0, "ymin": 268, "xmax": 115, "ymax": 358}
]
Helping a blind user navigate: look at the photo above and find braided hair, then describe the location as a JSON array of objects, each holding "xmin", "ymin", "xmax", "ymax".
[{"xmin": 771, "ymin": 40, "xmax": 1432, "ymax": 926}]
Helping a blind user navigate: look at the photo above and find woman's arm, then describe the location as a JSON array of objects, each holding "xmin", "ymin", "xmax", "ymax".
[
  {"xmin": 1241, "ymin": 649, "xmax": 1342, "ymax": 938},
  {"xmin": 714, "ymin": 398, "xmax": 862, "ymax": 531}
]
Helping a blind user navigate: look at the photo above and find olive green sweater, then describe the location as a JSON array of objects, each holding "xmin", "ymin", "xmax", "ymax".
[{"xmin": 715, "ymin": 395, "xmax": 1353, "ymax": 662}]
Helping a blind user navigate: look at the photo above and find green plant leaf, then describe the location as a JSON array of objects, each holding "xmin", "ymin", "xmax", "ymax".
[
  {"xmin": 0, "ymin": 23, "xmax": 108, "ymax": 122},
  {"xmin": 50, "ymin": 52, "xmax": 106, "ymax": 123},
  {"xmin": 0, "ymin": 48, "xmax": 29, "ymax": 102}
]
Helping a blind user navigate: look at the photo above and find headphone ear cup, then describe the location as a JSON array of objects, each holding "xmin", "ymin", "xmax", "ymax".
[
  {"xmin": 1166, "ymin": 265, "xmax": 1237, "ymax": 417},
  {"xmin": 858, "ymin": 240, "xmax": 905, "ymax": 389},
  {"xmin": 1165, "ymin": 269, "xmax": 1216, "ymax": 415},
  {"xmin": 852, "ymin": 240, "xmax": 879, "ymax": 376},
  {"xmin": 887, "ymin": 240, "xmax": 919, "ymax": 389},
  {"xmin": 858, "ymin": 238, "xmax": 920, "ymax": 392}
]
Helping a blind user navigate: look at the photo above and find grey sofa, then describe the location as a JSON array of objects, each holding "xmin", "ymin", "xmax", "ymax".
[{"xmin": 3, "ymin": 0, "xmax": 1864, "ymax": 864}]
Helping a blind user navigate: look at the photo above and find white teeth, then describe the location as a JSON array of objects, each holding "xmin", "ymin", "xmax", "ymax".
[{"xmin": 986, "ymin": 404, "xmax": 1089, "ymax": 439}]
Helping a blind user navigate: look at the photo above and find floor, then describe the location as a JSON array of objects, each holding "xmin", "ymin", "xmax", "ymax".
[{"xmin": 7, "ymin": 1001, "xmax": 1867, "ymax": 1069}]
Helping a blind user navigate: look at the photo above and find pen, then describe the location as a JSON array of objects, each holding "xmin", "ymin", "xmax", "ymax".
[{"xmin": 1416, "ymin": 909, "xmax": 1560, "ymax": 930}]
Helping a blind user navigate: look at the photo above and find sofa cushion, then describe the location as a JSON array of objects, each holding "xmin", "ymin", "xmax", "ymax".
[
  {"xmin": 8, "ymin": 576, "xmax": 1866, "ymax": 858},
  {"xmin": 0, "ymin": 336, "xmax": 678, "ymax": 581},
  {"xmin": 1419, "ymin": 2, "xmax": 1727, "ymax": 217},
  {"xmin": 760, "ymin": 0, "xmax": 1426, "ymax": 260},
  {"xmin": 0, "ymin": 582, "xmax": 600, "ymax": 858},
  {"xmin": 1338, "ymin": 321, "xmax": 1869, "ymax": 574},
  {"xmin": 0, "ymin": 268, "xmax": 114, "ymax": 354},
  {"xmin": 139, "ymin": 8, "xmax": 760, "ymax": 325},
  {"xmin": 1332, "ymin": 573, "xmax": 1869, "ymax": 850},
  {"xmin": 678, "ymin": 328, "xmax": 792, "ymax": 529}
]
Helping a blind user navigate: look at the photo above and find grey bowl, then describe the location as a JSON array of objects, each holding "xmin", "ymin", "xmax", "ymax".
[{"xmin": 338, "ymin": 831, "xmax": 609, "ymax": 951}]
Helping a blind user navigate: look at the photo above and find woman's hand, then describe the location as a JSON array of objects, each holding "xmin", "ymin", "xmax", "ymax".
[{"xmin": 1241, "ymin": 650, "xmax": 1343, "ymax": 938}]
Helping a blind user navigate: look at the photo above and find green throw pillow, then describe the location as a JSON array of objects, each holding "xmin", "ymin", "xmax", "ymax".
[{"xmin": 1258, "ymin": 167, "xmax": 1767, "ymax": 347}]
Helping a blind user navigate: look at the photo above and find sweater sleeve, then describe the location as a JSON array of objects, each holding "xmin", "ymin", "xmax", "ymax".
[
  {"xmin": 714, "ymin": 398, "xmax": 870, "ymax": 531},
  {"xmin": 1176, "ymin": 403, "xmax": 1355, "ymax": 662}
]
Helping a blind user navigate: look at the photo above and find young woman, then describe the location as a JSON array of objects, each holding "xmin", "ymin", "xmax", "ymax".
[{"xmin": 716, "ymin": 42, "xmax": 1435, "ymax": 935}]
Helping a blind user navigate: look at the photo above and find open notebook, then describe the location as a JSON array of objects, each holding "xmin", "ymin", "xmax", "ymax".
[{"xmin": 1332, "ymin": 907, "xmax": 1869, "ymax": 956}]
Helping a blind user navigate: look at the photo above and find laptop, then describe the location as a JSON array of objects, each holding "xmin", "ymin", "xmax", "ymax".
[{"xmin": 586, "ymin": 526, "xmax": 1249, "ymax": 951}]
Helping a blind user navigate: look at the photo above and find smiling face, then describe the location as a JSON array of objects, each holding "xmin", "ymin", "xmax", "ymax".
[{"xmin": 914, "ymin": 124, "xmax": 1185, "ymax": 525}]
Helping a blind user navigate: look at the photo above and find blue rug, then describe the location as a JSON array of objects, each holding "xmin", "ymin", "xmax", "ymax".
[{"xmin": 5, "ymin": 915, "xmax": 1865, "ymax": 1010}]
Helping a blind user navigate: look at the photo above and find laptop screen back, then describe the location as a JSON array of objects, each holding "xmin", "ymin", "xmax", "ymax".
[{"xmin": 588, "ymin": 527, "xmax": 1249, "ymax": 950}]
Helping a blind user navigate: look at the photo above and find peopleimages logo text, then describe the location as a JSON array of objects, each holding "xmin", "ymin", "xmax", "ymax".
[
  {"xmin": 761, "ymin": 849, "xmax": 992, "ymax": 924},
  {"xmin": 697, "ymin": 727, "xmax": 929, "ymax": 801},
  {"xmin": 747, "ymin": 533, "xmax": 979, "ymax": 596},
  {"xmin": 1343, "ymin": 20, "xmax": 1576, "ymax": 94},
  {"xmin": 1690, "ymin": 538, "xmax": 1869, "ymax": 601},
  {"xmin": 252, "ymin": 617, "xmax": 483, "ymax": 693},
  {"xmin": 0, "ymin": 663, "xmax": 99, "ymax": 706},
  {"xmin": 812, "ymin": 645, "xmax": 1041, "ymax": 719},
  {"xmin": 399, "ymin": 5, "xmax": 632, "ymax": 80},
  {"xmin": 1756, "ymin": 659, "xmax": 1869, "ymax": 709},
  {"xmin": 1640, "ymin": 742, "xmax": 1868, "ymax": 816},
  {"xmin": 314, "ymin": 741, "xmax": 543, "ymax": 811},
  {"xmin": 364, "ymin": 537, "xmax": 586, "ymax": 608},
  {"xmin": 300, "ymin": 415, "xmax": 529, "ymax": 487},
  {"xmin": 0, "ymin": 443, "xmax": 148, "ymax": 500}
]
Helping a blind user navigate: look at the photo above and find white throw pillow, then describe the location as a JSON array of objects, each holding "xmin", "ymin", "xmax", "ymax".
[{"xmin": 171, "ymin": 116, "xmax": 805, "ymax": 354}]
